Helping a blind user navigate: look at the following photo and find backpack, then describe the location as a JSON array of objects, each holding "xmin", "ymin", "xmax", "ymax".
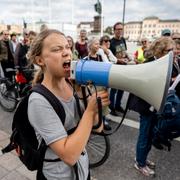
[
  {"xmin": 1, "ymin": 84, "xmax": 66, "ymax": 171},
  {"xmin": 153, "ymin": 90, "xmax": 180, "ymax": 151},
  {"xmin": 1, "ymin": 83, "xmax": 97, "ymax": 179}
]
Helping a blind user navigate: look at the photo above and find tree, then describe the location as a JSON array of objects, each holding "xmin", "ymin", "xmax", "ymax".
[{"xmin": 104, "ymin": 26, "xmax": 113, "ymax": 35}]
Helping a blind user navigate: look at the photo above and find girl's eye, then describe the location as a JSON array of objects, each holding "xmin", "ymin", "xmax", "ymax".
[
  {"xmin": 65, "ymin": 45, "xmax": 71, "ymax": 49},
  {"xmin": 52, "ymin": 47, "xmax": 62, "ymax": 52}
]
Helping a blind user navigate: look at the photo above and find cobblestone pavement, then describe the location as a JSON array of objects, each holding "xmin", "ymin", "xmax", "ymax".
[
  {"xmin": 0, "ymin": 130, "xmax": 36, "ymax": 180},
  {"xmin": 0, "ymin": 130, "xmax": 98, "ymax": 180}
]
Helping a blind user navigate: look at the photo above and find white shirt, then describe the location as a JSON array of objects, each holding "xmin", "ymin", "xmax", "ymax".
[{"xmin": 97, "ymin": 48, "xmax": 117, "ymax": 64}]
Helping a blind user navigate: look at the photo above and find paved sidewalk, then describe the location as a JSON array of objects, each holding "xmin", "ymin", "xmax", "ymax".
[
  {"xmin": 0, "ymin": 130, "xmax": 98, "ymax": 180},
  {"xmin": 0, "ymin": 130, "xmax": 36, "ymax": 180}
]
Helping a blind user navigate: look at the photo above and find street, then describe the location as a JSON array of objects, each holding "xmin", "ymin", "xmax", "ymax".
[{"xmin": 0, "ymin": 99, "xmax": 180, "ymax": 180}]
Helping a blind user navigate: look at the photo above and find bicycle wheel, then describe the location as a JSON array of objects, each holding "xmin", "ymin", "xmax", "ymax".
[
  {"xmin": 0, "ymin": 81, "xmax": 18, "ymax": 112},
  {"xmin": 87, "ymin": 132, "xmax": 110, "ymax": 168}
]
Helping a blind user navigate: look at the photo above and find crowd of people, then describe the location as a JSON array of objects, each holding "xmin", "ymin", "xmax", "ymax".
[{"xmin": 0, "ymin": 22, "xmax": 180, "ymax": 179}]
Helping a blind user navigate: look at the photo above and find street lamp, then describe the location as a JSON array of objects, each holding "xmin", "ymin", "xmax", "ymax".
[
  {"xmin": 122, "ymin": 0, "xmax": 126, "ymax": 36},
  {"xmin": 100, "ymin": 0, "xmax": 104, "ymax": 37},
  {"xmin": 122, "ymin": 0, "xmax": 126, "ymax": 25}
]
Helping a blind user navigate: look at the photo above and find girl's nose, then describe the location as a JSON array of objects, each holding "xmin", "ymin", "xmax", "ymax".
[{"xmin": 63, "ymin": 48, "xmax": 72, "ymax": 57}]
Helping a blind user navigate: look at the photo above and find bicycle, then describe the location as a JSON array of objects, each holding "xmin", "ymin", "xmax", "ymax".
[
  {"xmin": 0, "ymin": 67, "xmax": 34, "ymax": 112},
  {"xmin": 75, "ymin": 84, "xmax": 111, "ymax": 169},
  {"xmin": 0, "ymin": 74, "xmax": 111, "ymax": 169},
  {"xmin": 87, "ymin": 131, "xmax": 110, "ymax": 168}
]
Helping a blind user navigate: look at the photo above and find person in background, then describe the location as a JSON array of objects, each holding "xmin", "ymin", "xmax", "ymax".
[
  {"xmin": 172, "ymin": 32, "xmax": 180, "ymax": 41},
  {"xmin": 134, "ymin": 38, "xmax": 149, "ymax": 64},
  {"xmin": 67, "ymin": 35, "xmax": 79, "ymax": 60},
  {"xmin": 0, "ymin": 31, "xmax": 4, "ymax": 77},
  {"xmin": 116, "ymin": 47, "xmax": 132, "ymax": 64},
  {"xmin": 161, "ymin": 29, "xmax": 171, "ymax": 37},
  {"xmin": 10, "ymin": 32, "xmax": 18, "ymax": 58},
  {"xmin": 14, "ymin": 30, "xmax": 37, "ymax": 68},
  {"xmin": 75, "ymin": 29, "xmax": 88, "ymax": 59},
  {"xmin": 129, "ymin": 36, "xmax": 175, "ymax": 177},
  {"xmin": 0, "ymin": 31, "xmax": 3, "ymax": 41},
  {"xmin": 0, "ymin": 30, "xmax": 15, "ymax": 79},
  {"xmin": 27, "ymin": 29, "xmax": 109, "ymax": 179},
  {"xmin": 85, "ymin": 37, "xmax": 102, "ymax": 61},
  {"xmin": 97, "ymin": 35, "xmax": 117, "ymax": 64},
  {"xmin": 171, "ymin": 38, "xmax": 180, "ymax": 98},
  {"xmin": 109, "ymin": 22, "xmax": 127, "ymax": 116},
  {"xmin": 84, "ymin": 37, "xmax": 112, "ymax": 131}
]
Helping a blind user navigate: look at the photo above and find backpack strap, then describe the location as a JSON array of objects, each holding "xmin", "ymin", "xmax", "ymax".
[
  {"xmin": 32, "ymin": 84, "xmax": 66, "ymax": 125},
  {"xmin": 32, "ymin": 84, "xmax": 81, "ymax": 180}
]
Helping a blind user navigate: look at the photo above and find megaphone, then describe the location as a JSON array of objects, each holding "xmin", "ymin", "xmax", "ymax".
[{"xmin": 70, "ymin": 52, "xmax": 173, "ymax": 112}]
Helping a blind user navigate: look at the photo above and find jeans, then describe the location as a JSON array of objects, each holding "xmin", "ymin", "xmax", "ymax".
[
  {"xmin": 136, "ymin": 112, "xmax": 156, "ymax": 167},
  {"xmin": 109, "ymin": 88, "xmax": 123, "ymax": 110}
]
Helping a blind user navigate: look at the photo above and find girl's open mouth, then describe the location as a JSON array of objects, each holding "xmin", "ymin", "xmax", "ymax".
[{"xmin": 63, "ymin": 61, "xmax": 71, "ymax": 71}]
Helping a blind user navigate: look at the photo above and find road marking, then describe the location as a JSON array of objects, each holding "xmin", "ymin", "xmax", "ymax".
[{"xmin": 107, "ymin": 115, "xmax": 180, "ymax": 142}]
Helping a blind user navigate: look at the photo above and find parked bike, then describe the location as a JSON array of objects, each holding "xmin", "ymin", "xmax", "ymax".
[{"xmin": 0, "ymin": 67, "xmax": 35, "ymax": 112}]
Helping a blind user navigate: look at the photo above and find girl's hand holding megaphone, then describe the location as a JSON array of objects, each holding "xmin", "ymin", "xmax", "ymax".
[{"xmin": 86, "ymin": 90, "xmax": 110, "ymax": 116}]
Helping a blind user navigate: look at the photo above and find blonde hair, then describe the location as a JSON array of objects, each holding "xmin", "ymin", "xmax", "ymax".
[
  {"xmin": 144, "ymin": 37, "xmax": 175, "ymax": 59},
  {"xmin": 87, "ymin": 37, "xmax": 99, "ymax": 52},
  {"xmin": 27, "ymin": 29, "xmax": 64, "ymax": 85}
]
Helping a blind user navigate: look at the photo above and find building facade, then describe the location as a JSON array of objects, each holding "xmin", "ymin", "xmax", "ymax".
[
  {"xmin": 0, "ymin": 23, "xmax": 22, "ymax": 34},
  {"xmin": 124, "ymin": 16, "xmax": 180, "ymax": 41}
]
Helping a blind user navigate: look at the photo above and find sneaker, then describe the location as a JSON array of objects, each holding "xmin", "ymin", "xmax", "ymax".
[
  {"xmin": 134, "ymin": 162, "xmax": 155, "ymax": 177},
  {"xmin": 103, "ymin": 118, "xmax": 112, "ymax": 131},
  {"xmin": 109, "ymin": 110, "xmax": 118, "ymax": 116},
  {"xmin": 115, "ymin": 106, "xmax": 124, "ymax": 113},
  {"xmin": 104, "ymin": 123, "xmax": 112, "ymax": 131},
  {"xmin": 146, "ymin": 160, "xmax": 155, "ymax": 169},
  {"xmin": 134, "ymin": 158, "xmax": 155, "ymax": 169}
]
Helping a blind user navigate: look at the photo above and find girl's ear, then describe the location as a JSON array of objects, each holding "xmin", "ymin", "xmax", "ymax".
[{"xmin": 35, "ymin": 56, "xmax": 45, "ymax": 66}]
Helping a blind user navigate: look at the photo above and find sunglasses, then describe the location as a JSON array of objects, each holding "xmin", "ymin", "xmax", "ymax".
[
  {"xmin": 104, "ymin": 40, "xmax": 110, "ymax": 43},
  {"xmin": 141, "ymin": 41, "xmax": 147, "ymax": 43},
  {"xmin": 4, "ymin": 34, "xmax": 9, "ymax": 35},
  {"xmin": 173, "ymin": 38, "xmax": 180, "ymax": 41},
  {"xmin": 115, "ymin": 28, "xmax": 123, "ymax": 31},
  {"xmin": 164, "ymin": 48, "xmax": 173, "ymax": 53}
]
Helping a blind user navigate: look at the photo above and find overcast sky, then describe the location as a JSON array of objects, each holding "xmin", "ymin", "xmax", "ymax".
[{"xmin": 0, "ymin": 0, "xmax": 180, "ymax": 28}]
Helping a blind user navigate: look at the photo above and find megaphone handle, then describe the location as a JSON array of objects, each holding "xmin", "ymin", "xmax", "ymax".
[
  {"xmin": 81, "ymin": 86, "xmax": 88, "ymax": 108},
  {"xmin": 93, "ymin": 97, "xmax": 103, "ymax": 129}
]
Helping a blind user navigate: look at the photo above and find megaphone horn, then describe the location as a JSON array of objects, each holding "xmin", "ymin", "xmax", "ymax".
[{"xmin": 70, "ymin": 52, "xmax": 173, "ymax": 112}]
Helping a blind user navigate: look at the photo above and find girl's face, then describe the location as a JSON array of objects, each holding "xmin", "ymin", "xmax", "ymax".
[{"xmin": 39, "ymin": 33, "xmax": 72, "ymax": 79}]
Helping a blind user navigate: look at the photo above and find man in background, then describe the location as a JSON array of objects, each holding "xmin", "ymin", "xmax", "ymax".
[
  {"xmin": 0, "ymin": 30, "xmax": 14, "ymax": 79},
  {"xmin": 109, "ymin": 22, "xmax": 127, "ymax": 116}
]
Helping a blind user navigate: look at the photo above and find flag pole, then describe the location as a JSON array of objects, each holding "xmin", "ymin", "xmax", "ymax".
[
  {"xmin": 122, "ymin": 0, "xmax": 126, "ymax": 36},
  {"xmin": 100, "ymin": 0, "xmax": 104, "ymax": 37}
]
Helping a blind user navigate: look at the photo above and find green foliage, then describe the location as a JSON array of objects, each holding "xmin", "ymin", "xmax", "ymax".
[{"xmin": 104, "ymin": 26, "xmax": 113, "ymax": 35}]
